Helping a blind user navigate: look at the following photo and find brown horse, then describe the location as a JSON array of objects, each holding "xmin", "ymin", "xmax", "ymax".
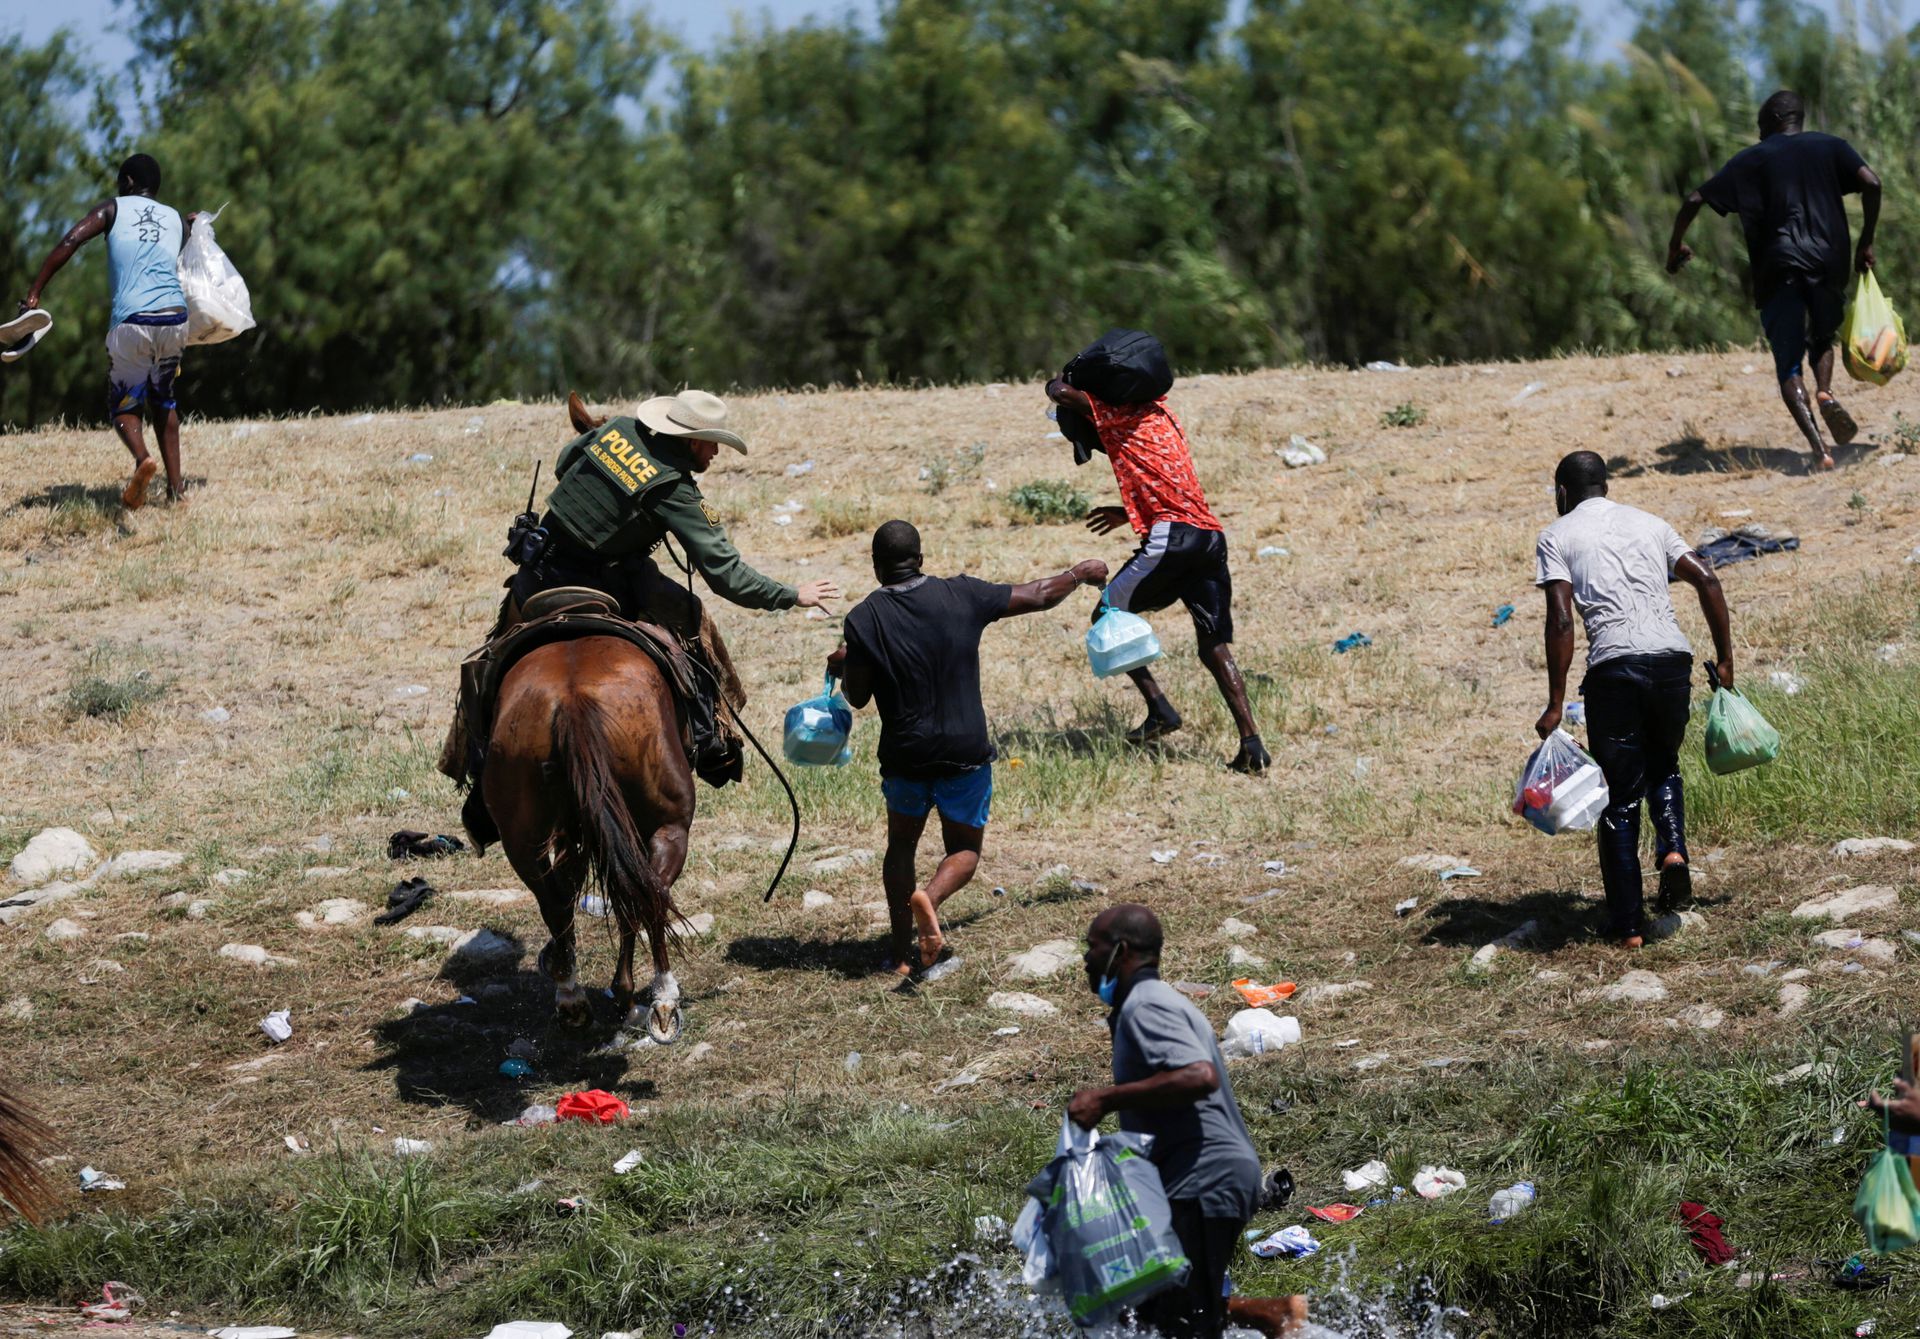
[
  {"xmin": 484, "ymin": 635, "xmax": 696, "ymax": 1043},
  {"xmin": 0, "ymin": 1084, "xmax": 55, "ymax": 1222}
]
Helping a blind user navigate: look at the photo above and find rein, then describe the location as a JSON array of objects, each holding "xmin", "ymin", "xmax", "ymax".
[{"xmin": 661, "ymin": 534, "xmax": 802, "ymax": 904}]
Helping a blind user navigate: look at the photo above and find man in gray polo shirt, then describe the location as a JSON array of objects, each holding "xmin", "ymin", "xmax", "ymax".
[
  {"xmin": 1069, "ymin": 904, "xmax": 1307, "ymax": 1337},
  {"xmin": 1533, "ymin": 451, "xmax": 1734, "ymax": 947}
]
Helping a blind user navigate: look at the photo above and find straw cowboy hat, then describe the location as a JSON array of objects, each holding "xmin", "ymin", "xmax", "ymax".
[{"xmin": 636, "ymin": 389, "xmax": 749, "ymax": 455}]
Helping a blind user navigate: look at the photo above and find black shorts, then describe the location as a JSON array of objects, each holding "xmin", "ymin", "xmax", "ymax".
[
  {"xmin": 1760, "ymin": 277, "xmax": 1845, "ymax": 382},
  {"xmin": 1103, "ymin": 521, "xmax": 1234, "ymax": 645}
]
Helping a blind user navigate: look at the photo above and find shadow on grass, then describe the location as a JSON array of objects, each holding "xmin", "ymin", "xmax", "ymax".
[
  {"xmin": 1417, "ymin": 887, "xmax": 1604, "ymax": 951},
  {"xmin": 725, "ymin": 907, "xmax": 992, "ymax": 979},
  {"xmin": 366, "ymin": 942, "xmax": 663, "ymax": 1124},
  {"xmin": 1615, "ymin": 432, "xmax": 1880, "ymax": 478}
]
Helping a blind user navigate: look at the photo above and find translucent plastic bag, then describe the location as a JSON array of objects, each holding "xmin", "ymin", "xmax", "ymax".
[
  {"xmin": 1843, "ymin": 269, "xmax": 1906, "ymax": 386},
  {"xmin": 1024, "ymin": 1116, "xmax": 1189, "ymax": 1328},
  {"xmin": 782, "ymin": 673, "xmax": 852, "ymax": 766},
  {"xmin": 1704, "ymin": 685, "xmax": 1780, "ymax": 775},
  {"xmin": 1512, "ymin": 729, "xmax": 1608, "ymax": 835},
  {"xmin": 1086, "ymin": 600, "xmax": 1161, "ymax": 678},
  {"xmin": 180, "ymin": 208, "xmax": 256, "ymax": 346},
  {"xmin": 1853, "ymin": 1141, "xmax": 1920, "ymax": 1254}
]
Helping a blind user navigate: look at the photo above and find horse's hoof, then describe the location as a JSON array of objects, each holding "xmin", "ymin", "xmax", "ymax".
[{"xmin": 646, "ymin": 1002, "xmax": 682, "ymax": 1046}]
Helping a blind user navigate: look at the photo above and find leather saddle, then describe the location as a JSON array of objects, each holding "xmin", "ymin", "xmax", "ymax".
[{"xmin": 458, "ymin": 587, "xmax": 702, "ymax": 757}]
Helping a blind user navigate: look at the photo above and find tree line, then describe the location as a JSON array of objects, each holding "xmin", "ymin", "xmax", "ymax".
[{"xmin": 2, "ymin": 0, "xmax": 1911, "ymax": 426}]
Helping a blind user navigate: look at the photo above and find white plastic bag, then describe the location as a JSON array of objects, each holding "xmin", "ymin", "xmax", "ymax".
[
  {"xmin": 1511, "ymin": 729, "xmax": 1607, "ymax": 835},
  {"xmin": 180, "ymin": 208, "xmax": 255, "ymax": 346},
  {"xmin": 1219, "ymin": 1008, "xmax": 1301, "ymax": 1058}
]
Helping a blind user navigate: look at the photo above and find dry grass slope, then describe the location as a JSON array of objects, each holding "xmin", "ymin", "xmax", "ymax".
[{"xmin": 0, "ymin": 352, "xmax": 1917, "ymax": 1335}]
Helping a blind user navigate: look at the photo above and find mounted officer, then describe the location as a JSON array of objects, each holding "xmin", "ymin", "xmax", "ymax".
[{"xmin": 441, "ymin": 389, "xmax": 837, "ymax": 822}]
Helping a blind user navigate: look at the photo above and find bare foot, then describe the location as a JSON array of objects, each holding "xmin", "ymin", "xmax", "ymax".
[
  {"xmin": 1620, "ymin": 934, "xmax": 1644, "ymax": 950},
  {"xmin": 908, "ymin": 889, "xmax": 944, "ymax": 967},
  {"xmin": 122, "ymin": 458, "xmax": 158, "ymax": 509},
  {"xmin": 1228, "ymin": 1294, "xmax": 1310, "ymax": 1336}
]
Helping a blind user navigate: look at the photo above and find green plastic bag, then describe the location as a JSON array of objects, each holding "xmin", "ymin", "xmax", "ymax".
[
  {"xmin": 1854, "ymin": 1111, "xmax": 1920, "ymax": 1254},
  {"xmin": 1843, "ymin": 270, "xmax": 1908, "ymax": 386},
  {"xmin": 1704, "ymin": 684, "xmax": 1780, "ymax": 775}
]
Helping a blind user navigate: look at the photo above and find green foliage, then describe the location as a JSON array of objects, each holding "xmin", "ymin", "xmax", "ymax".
[
  {"xmin": 1381, "ymin": 401, "xmax": 1428, "ymax": 428},
  {"xmin": 1892, "ymin": 413, "xmax": 1920, "ymax": 454},
  {"xmin": 921, "ymin": 442, "xmax": 986, "ymax": 496},
  {"xmin": 6, "ymin": 0, "xmax": 1916, "ymax": 420},
  {"xmin": 1006, "ymin": 479, "xmax": 1091, "ymax": 524},
  {"xmin": 65, "ymin": 642, "xmax": 166, "ymax": 720}
]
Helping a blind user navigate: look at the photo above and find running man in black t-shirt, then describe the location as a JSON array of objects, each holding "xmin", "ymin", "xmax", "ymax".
[
  {"xmin": 828, "ymin": 520, "xmax": 1108, "ymax": 973},
  {"xmin": 1666, "ymin": 89, "xmax": 1881, "ymax": 471}
]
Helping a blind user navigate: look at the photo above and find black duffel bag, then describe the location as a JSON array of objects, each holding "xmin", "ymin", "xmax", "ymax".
[{"xmin": 1063, "ymin": 329, "xmax": 1173, "ymax": 407}]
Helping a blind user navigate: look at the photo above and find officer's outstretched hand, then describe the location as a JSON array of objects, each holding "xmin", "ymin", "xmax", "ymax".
[{"xmin": 795, "ymin": 579, "xmax": 841, "ymax": 610}]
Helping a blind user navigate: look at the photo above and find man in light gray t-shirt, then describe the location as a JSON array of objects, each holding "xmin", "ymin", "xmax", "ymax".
[
  {"xmin": 1069, "ymin": 904, "xmax": 1306, "ymax": 1338},
  {"xmin": 1533, "ymin": 452, "xmax": 1734, "ymax": 946}
]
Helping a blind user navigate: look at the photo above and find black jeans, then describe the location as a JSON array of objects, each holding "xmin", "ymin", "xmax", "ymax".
[
  {"xmin": 1133, "ymin": 1199, "xmax": 1245, "ymax": 1338},
  {"xmin": 1583, "ymin": 652, "xmax": 1692, "ymax": 938}
]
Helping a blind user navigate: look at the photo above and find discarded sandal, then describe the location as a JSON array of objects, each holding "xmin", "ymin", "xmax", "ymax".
[
  {"xmin": 388, "ymin": 830, "xmax": 467, "ymax": 860},
  {"xmin": 373, "ymin": 876, "xmax": 434, "ymax": 925}
]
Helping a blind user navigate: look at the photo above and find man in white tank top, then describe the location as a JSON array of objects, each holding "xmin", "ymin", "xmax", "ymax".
[{"xmin": 19, "ymin": 153, "xmax": 195, "ymax": 509}]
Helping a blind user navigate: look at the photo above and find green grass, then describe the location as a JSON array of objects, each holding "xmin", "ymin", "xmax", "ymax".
[
  {"xmin": 3, "ymin": 1046, "xmax": 1912, "ymax": 1337},
  {"xmin": 1683, "ymin": 578, "xmax": 1920, "ymax": 843},
  {"xmin": 1381, "ymin": 401, "xmax": 1429, "ymax": 428},
  {"xmin": 1005, "ymin": 480, "xmax": 1090, "ymax": 525},
  {"xmin": 64, "ymin": 642, "xmax": 168, "ymax": 720},
  {"xmin": 811, "ymin": 493, "xmax": 881, "ymax": 539},
  {"xmin": 282, "ymin": 722, "xmax": 447, "ymax": 818}
]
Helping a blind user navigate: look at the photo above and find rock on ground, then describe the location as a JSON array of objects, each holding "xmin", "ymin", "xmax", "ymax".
[
  {"xmin": 1778, "ymin": 982, "xmax": 1812, "ymax": 1017},
  {"xmin": 1218, "ymin": 918, "xmax": 1258, "ymax": 939},
  {"xmin": 1589, "ymin": 970, "xmax": 1667, "ymax": 1004},
  {"xmin": 806, "ymin": 848, "xmax": 874, "ymax": 876},
  {"xmin": 448, "ymin": 927, "xmax": 520, "ymax": 971},
  {"xmin": 211, "ymin": 869, "xmax": 253, "ymax": 886},
  {"xmin": 1006, "ymin": 940, "xmax": 1078, "ymax": 980},
  {"xmin": 1228, "ymin": 945, "xmax": 1267, "ymax": 968},
  {"xmin": 1398, "ymin": 854, "xmax": 1463, "ymax": 872},
  {"xmin": 295, "ymin": 898, "xmax": 369, "ymax": 929},
  {"xmin": 103, "ymin": 850, "xmax": 185, "ymax": 879},
  {"xmin": 986, "ymin": 991, "xmax": 1059, "ymax": 1017},
  {"xmin": 404, "ymin": 925, "xmax": 464, "ymax": 946},
  {"xmin": 801, "ymin": 890, "xmax": 835, "ymax": 910},
  {"xmin": 303, "ymin": 866, "xmax": 353, "ymax": 880},
  {"xmin": 1677, "ymin": 1004, "xmax": 1725, "ymax": 1031},
  {"xmin": 1297, "ymin": 980, "xmax": 1373, "ymax": 1006},
  {"xmin": 7, "ymin": 829, "xmax": 97, "ymax": 886},
  {"xmin": 1833, "ymin": 837, "xmax": 1915, "ymax": 858},
  {"xmin": 1791, "ymin": 885, "xmax": 1899, "ymax": 921},
  {"xmin": 219, "ymin": 943, "xmax": 296, "ymax": 968},
  {"xmin": 42, "ymin": 918, "xmax": 85, "ymax": 941},
  {"xmin": 447, "ymin": 888, "xmax": 529, "ymax": 906}
]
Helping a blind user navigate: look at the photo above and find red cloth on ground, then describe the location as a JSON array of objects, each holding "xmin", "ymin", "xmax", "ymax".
[
  {"xmin": 556, "ymin": 1089, "xmax": 630, "ymax": 1123},
  {"xmin": 1678, "ymin": 1200, "xmax": 1735, "ymax": 1264}
]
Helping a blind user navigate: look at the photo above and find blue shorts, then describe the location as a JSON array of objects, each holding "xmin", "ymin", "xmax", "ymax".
[{"xmin": 881, "ymin": 766, "xmax": 992, "ymax": 830}]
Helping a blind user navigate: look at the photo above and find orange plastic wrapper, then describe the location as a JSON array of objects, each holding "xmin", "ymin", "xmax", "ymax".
[{"xmin": 1231, "ymin": 978, "xmax": 1297, "ymax": 1008}]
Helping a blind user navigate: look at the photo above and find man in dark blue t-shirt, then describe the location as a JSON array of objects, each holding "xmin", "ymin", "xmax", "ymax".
[
  {"xmin": 1665, "ymin": 89, "xmax": 1882, "ymax": 471},
  {"xmin": 829, "ymin": 520, "xmax": 1107, "ymax": 973}
]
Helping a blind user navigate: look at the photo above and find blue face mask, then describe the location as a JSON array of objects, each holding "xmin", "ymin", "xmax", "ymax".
[{"xmin": 1094, "ymin": 943, "xmax": 1122, "ymax": 1006}]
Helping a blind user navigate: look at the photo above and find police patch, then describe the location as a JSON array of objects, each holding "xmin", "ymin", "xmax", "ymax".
[{"xmin": 701, "ymin": 500, "xmax": 723, "ymax": 528}]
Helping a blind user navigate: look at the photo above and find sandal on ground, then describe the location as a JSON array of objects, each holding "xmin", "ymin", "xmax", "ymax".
[
  {"xmin": 1816, "ymin": 393, "xmax": 1858, "ymax": 445},
  {"xmin": 1656, "ymin": 860, "xmax": 1694, "ymax": 914},
  {"xmin": 1125, "ymin": 707, "xmax": 1182, "ymax": 746}
]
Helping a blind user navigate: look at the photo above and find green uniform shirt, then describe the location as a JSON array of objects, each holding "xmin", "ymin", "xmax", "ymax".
[{"xmin": 545, "ymin": 416, "xmax": 797, "ymax": 612}]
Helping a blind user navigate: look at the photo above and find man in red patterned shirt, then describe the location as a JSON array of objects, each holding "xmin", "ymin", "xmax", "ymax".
[{"xmin": 1045, "ymin": 377, "xmax": 1268, "ymax": 773}]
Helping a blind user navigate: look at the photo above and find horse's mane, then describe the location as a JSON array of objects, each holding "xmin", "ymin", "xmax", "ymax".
[{"xmin": 0, "ymin": 1084, "xmax": 56, "ymax": 1223}]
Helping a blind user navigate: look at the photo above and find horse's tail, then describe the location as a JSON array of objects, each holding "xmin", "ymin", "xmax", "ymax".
[
  {"xmin": 548, "ymin": 693, "xmax": 676, "ymax": 940},
  {"xmin": 0, "ymin": 1084, "xmax": 56, "ymax": 1223}
]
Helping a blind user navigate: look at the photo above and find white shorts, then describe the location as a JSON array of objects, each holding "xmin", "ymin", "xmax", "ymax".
[{"xmin": 105, "ymin": 319, "xmax": 187, "ymax": 416}]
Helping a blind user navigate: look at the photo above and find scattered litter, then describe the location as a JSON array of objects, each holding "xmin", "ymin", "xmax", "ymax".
[
  {"xmin": 1769, "ymin": 670, "xmax": 1806, "ymax": 695},
  {"xmin": 406, "ymin": 452, "xmax": 434, "ymax": 463},
  {"xmin": 75, "ymin": 1281, "xmax": 143, "ymax": 1322},
  {"xmin": 1743, "ymin": 961, "xmax": 1783, "ymax": 977},
  {"xmin": 1489, "ymin": 1181, "xmax": 1537, "ymax": 1223},
  {"xmin": 557, "ymin": 1090, "xmax": 630, "ymax": 1123},
  {"xmin": 1438, "ymin": 866, "xmax": 1481, "ymax": 881},
  {"xmin": 392, "ymin": 1137, "xmax": 434, "ymax": 1157},
  {"xmin": 1413, "ymin": 1167, "xmax": 1466, "ymax": 1199},
  {"xmin": 933, "ymin": 1066, "xmax": 985, "ymax": 1093},
  {"xmin": 1679, "ymin": 1201, "xmax": 1735, "ymax": 1264},
  {"xmin": 1279, "ymin": 435, "xmax": 1327, "ymax": 468},
  {"xmin": 844, "ymin": 1052, "xmax": 862, "ymax": 1076},
  {"xmin": 1394, "ymin": 896, "xmax": 1419, "ymax": 917},
  {"xmin": 1365, "ymin": 360, "xmax": 1411, "ymax": 372},
  {"xmin": 919, "ymin": 956, "xmax": 964, "ymax": 983},
  {"xmin": 785, "ymin": 460, "xmax": 816, "ymax": 480},
  {"xmin": 1876, "ymin": 643, "xmax": 1904, "ymax": 663},
  {"xmin": 259, "ymin": 1010, "xmax": 293, "ymax": 1044},
  {"xmin": 772, "ymin": 514, "xmax": 792, "ymax": 526},
  {"xmin": 1306, "ymin": 1203, "xmax": 1364, "ymax": 1224},
  {"xmin": 1352, "ymin": 1052, "xmax": 1390, "ymax": 1071},
  {"xmin": 1649, "ymin": 1293, "xmax": 1689, "ymax": 1310},
  {"xmin": 1509, "ymin": 381, "xmax": 1546, "ymax": 405},
  {"xmin": 613, "ymin": 1149, "xmax": 645, "ymax": 1175},
  {"xmin": 1342, "ymin": 1161, "xmax": 1390, "ymax": 1192},
  {"xmin": 1172, "ymin": 981, "xmax": 1215, "ymax": 1000},
  {"xmin": 994, "ymin": 1026, "xmax": 1021, "ymax": 1036},
  {"xmin": 213, "ymin": 1329, "xmax": 298, "ymax": 1339},
  {"xmin": 1239, "ymin": 888, "xmax": 1286, "ymax": 907},
  {"xmin": 1250, "ymin": 1225, "xmax": 1321, "ymax": 1259},
  {"xmin": 389, "ymin": 830, "xmax": 465, "ymax": 860},
  {"xmin": 1150, "ymin": 849, "xmax": 1177, "ymax": 864},
  {"xmin": 1491, "ymin": 603, "xmax": 1514, "ymax": 627},
  {"xmin": 580, "ymin": 894, "xmax": 609, "ymax": 918},
  {"xmin": 482, "ymin": 1325, "xmax": 572, "ymax": 1339},
  {"xmin": 1257, "ymin": 545, "xmax": 1290, "ymax": 558},
  {"xmin": 1261, "ymin": 859, "xmax": 1288, "ymax": 876},
  {"xmin": 202, "ymin": 706, "xmax": 232, "ymax": 725},
  {"xmin": 392, "ymin": 683, "xmax": 430, "ymax": 699},
  {"xmin": 77, "ymin": 1166, "xmax": 125, "ymax": 1193},
  {"xmin": 973, "ymin": 1214, "xmax": 1011, "ymax": 1242},
  {"xmin": 1219, "ymin": 1008, "xmax": 1301, "ymax": 1058},
  {"xmin": 1231, "ymin": 979, "xmax": 1298, "ymax": 1008},
  {"xmin": 1697, "ymin": 528, "xmax": 1799, "ymax": 567},
  {"xmin": 1853, "ymin": 1323, "xmax": 1875, "ymax": 1338},
  {"xmin": 1192, "ymin": 851, "xmax": 1228, "ymax": 867},
  {"xmin": 1333, "ymin": 631, "xmax": 1372, "ymax": 654},
  {"xmin": 283, "ymin": 1135, "xmax": 310, "ymax": 1155},
  {"xmin": 514, "ymin": 1104, "xmax": 557, "ymax": 1127},
  {"xmin": 499, "ymin": 1058, "xmax": 533, "ymax": 1079}
]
